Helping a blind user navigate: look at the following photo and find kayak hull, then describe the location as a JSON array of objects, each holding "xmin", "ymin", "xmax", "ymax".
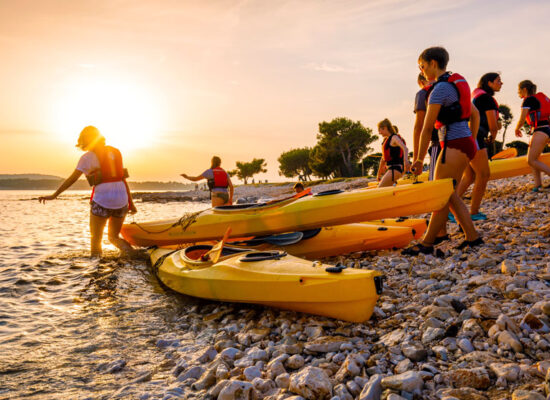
[
  {"xmin": 124, "ymin": 179, "xmax": 453, "ymax": 246},
  {"xmin": 150, "ymin": 247, "xmax": 383, "ymax": 322}
]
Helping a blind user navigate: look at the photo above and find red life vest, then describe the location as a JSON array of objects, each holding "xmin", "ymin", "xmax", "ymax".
[
  {"xmin": 207, "ymin": 167, "xmax": 229, "ymax": 190},
  {"xmin": 472, "ymin": 88, "xmax": 500, "ymax": 120},
  {"xmin": 525, "ymin": 92, "xmax": 550, "ymax": 128},
  {"xmin": 431, "ymin": 72, "xmax": 472, "ymax": 130},
  {"xmin": 382, "ymin": 133, "xmax": 405, "ymax": 165},
  {"xmin": 93, "ymin": 146, "xmax": 125, "ymax": 183}
]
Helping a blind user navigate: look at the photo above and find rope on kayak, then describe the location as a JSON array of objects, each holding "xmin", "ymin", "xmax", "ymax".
[{"xmin": 131, "ymin": 209, "xmax": 207, "ymax": 234}]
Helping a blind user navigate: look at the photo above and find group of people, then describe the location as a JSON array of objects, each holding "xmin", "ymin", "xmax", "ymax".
[
  {"xmin": 39, "ymin": 46, "xmax": 549, "ymax": 258},
  {"xmin": 375, "ymin": 46, "xmax": 550, "ymax": 255}
]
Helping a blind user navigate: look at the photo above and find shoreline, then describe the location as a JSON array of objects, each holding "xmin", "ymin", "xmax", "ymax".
[{"xmin": 107, "ymin": 174, "xmax": 549, "ymax": 399}]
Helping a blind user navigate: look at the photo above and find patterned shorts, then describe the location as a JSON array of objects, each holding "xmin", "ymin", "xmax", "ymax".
[{"xmin": 91, "ymin": 201, "xmax": 128, "ymax": 218}]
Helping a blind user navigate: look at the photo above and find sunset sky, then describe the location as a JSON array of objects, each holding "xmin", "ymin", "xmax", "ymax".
[{"xmin": 1, "ymin": 0, "xmax": 549, "ymax": 182}]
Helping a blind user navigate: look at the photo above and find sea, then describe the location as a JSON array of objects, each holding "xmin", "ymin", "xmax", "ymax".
[{"xmin": 0, "ymin": 190, "xmax": 209, "ymax": 399}]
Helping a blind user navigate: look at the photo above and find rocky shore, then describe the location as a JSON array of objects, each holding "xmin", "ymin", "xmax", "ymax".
[{"xmin": 108, "ymin": 175, "xmax": 549, "ymax": 400}]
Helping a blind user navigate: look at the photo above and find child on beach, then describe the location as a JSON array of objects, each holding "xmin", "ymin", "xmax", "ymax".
[
  {"xmin": 403, "ymin": 46, "xmax": 482, "ymax": 255},
  {"xmin": 413, "ymin": 73, "xmax": 441, "ymax": 181},
  {"xmin": 514, "ymin": 80, "xmax": 550, "ymax": 192},
  {"xmin": 181, "ymin": 156, "xmax": 234, "ymax": 206},
  {"xmin": 455, "ymin": 72, "xmax": 503, "ymax": 220},
  {"xmin": 38, "ymin": 126, "xmax": 137, "ymax": 257},
  {"xmin": 376, "ymin": 119, "xmax": 410, "ymax": 187}
]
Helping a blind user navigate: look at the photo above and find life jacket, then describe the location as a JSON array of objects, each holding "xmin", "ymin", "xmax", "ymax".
[
  {"xmin": 525, "ymin": 92, "xmax": 550, "ymax": 128},
  {"xmin": 207, "ymin": 167, "xmax": 229, "ymax": 191},
  {"xmin": 472, "ymin": 88, "xmax": 500, "ymax": 120},
  {"xmin": 86, "ymin": 146, "xmax": 127, "ymax": 186},
  {"xmin": 430, "ymin": 72, "xmax": 472, "ymax": 130},
  {"xmin": 382, "ymin": 133, "xmax": 405, "ymax": 166}
]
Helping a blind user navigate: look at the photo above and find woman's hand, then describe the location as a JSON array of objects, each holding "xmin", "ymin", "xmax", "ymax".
[
  {"xmin": 410, "ymin": 160, "xmax": 423, "ymax": 176},
  {"xmin": 180, "ymin": 173, "xmax": 189, "ymax": 179},
  {"xmin": 129, "ymin": 204, "xmax": 138, "ymax": 214},
  {"xmin": 515, "ymin": 128, "xmax": 523, "ymax": 138},
  {"xmin": 404, "ymin": 159, "xmax": 411, "ymax": 173},
  {"xmin": 38, "ymin": 194, "xmax": 57, "ymax": 204}
]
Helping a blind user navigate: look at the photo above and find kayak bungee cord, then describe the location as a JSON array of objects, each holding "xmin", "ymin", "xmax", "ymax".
[{"xmin": 131, "ymin": 209, "xmax": 207, "ymax": 234}]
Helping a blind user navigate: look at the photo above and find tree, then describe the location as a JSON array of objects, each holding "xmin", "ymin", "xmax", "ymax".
[
  {"xmin": 311, "ymin": 117, "xmax": 378, "ymax": 178},
  {"xmin": 361, "ymin": 153, "xmax": 382, "ymax": 177},
  {"xmin": 278, "ymin": 147, "xmax": 313, "ymax": 181},
  {"xmin": 506, "ymin": 140, "xmax": 529, "ymax": 156},
  {"xmin": 498, "ymin": 104, "xmax": 513, "ymax": 145},
  {"xmin": 229, "ymin": 158, "xmax": 267, "ymax": 184}
]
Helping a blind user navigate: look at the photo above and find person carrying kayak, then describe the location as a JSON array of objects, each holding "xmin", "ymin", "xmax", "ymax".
[
  {"xmin": 38, "ymin": 126, "xmax": 137, "ymax": 257},
  {"xmin": 403, "ymin": 46, "xmax": 482, "ymax": 255},
  {"xmin": 413, "ymin": 73, "xmax": 441, "ymax": 181},
  {"xmin": 181, "ymin": 156, "xmax": 234, "ymax": 206},
  {"xmin": 377, "ymin": 119, "xmax": 410, "ymax": 187},
  {"xmin": 455, "ymin": 72, "xmax": 503, "ymax": 220},
  {"xmin": 514, "ymin": 80, "xmax": 550, "ymax": 192}
]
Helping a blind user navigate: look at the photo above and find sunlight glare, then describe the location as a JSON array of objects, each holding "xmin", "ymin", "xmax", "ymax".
[{"xmin": 53, "ymin": 76, "xmax": 164, "ymax": 153}]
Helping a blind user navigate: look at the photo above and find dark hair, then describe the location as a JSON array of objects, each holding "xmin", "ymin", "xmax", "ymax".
[
  {"xmin": 211, "ymin": 156, "xmax": 222, "ymax": 168},
  {"xmin": 477, "ymin": 72, "xmax": 500, "ymax": 96},
  {"xmin": 293, "ymin": 182, "xmax": 304, "ymax": 190},
  {"xmin": 419, "ymin": 46, "xmax": 449, "ymax": 70},
  {"xmin": 519, "ymin": 80, "xmax": 537, "ymax": 96},
  {"xmin": 378, "ymin": 118, "xmax": 397, "ymax": 135},
  {"xmin": 418, "ymin": 73, "xmax": 427, "ymax": 83}
]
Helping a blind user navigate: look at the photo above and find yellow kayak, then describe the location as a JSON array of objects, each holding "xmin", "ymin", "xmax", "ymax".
[
  {"xmin": 368, "ymin": 152, "xmax": 550, "ymax": 187},
  {"xmin": 123, "ymin": 179, "xmax": 454, "ymax": 246},
  {"xmin": 150, "ymin": 246, "xmax": 383, "ymax": 322}
]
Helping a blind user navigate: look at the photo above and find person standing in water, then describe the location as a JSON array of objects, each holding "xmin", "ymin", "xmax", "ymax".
[
  {"xmin": 413, "ymin": 73, "xmax": 441, "ymax": 181},
  {"xmin": 376, "ymin": 119, "xmax": 410, "ymax": 187},
  {"xmin": 38, "ymin": 126, "xmax": 137, "ymax": 257},
  {"xmin": 514, "ymin": 80, "xmax": 550, "ymax": 192},
  {"xmin": 403, "ymin": 46, "xmax": 482, "ymax": 255},
  {"xmin": 455, "ymin": 72, "xmax": 503, "ymax": 220},
  {"xmin": 181, "ymin": 156, "xmax": 234, "ymax": 206}
]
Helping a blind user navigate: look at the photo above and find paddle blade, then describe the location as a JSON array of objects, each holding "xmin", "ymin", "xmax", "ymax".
[
  {"xmin": 205, "ymin": 227, "xmax": 232, "ymax": 264},
  {"xmin": 492, "ymin": 148, "xmax": 517, "ymax": 160}
]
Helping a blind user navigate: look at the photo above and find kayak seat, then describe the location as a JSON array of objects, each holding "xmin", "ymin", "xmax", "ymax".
[
  {"xmin": 184, "ymin": 245, "xmax": 249, "ymax": 261},
  {"xmin": 313, "ymin": 189, "xmax": 344, "ymax": 197},
  {"xmin": 239, "ymin": 251, "xmax": 287, "ymax": 262}
]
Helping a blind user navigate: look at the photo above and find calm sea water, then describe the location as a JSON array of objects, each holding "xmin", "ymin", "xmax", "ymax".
[{"xmin": 0, "ymin": 191, "xmax": 209, "ymax": 399}]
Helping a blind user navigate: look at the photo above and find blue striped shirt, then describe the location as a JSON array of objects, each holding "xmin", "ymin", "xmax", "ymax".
[{"xmin": 429, "ymin": 82, "xmax": 472, "ymax": 141}]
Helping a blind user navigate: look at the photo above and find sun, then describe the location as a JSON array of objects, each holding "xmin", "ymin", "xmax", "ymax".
[{"xmin": 52, "ymin": 75, "xmax": 163, "ymax": 153}]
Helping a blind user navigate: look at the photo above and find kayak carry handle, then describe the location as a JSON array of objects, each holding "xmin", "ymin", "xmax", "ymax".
[{"xmin": 374, "ymin": 276, "xmax": 384, "ymax": 295}]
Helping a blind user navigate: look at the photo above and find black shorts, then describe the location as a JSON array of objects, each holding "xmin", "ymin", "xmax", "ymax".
[
  {"xmin": 387, "ymin": 164, "xmax": 404, "ymax": 174},
  {"xmin": 535, "ymin": 126, "xmax": 550, "ymax": 138},
  {"xmin": 212, "ymin": 191, "xmax": 229, "ymax": 203},
  {"xmin": 476, "ymin": 127, "xmax": 489, "ymax": 150},
  {"xmin": 91, "ymin": 201, "xmax": 128, "ymax": 218}
]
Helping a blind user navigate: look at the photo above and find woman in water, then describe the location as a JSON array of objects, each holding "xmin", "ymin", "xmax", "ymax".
[
  {"xmin": 376, "ymin": 119, "xmax": 410, "ymax": 187},
  {"xmin": 403, "ymin": 46, "xmax": 482, "ymax": 255},
  {"xmin": 514, "ymin": 80, "xmax": 550, "ymax": 191},
  {"xmin": 455, "ymin": 72, "xmax": 503, "ymax": 220},
  {"xmin": 38, "ymin": 126, "xmax": 136, "ymax": 257}
]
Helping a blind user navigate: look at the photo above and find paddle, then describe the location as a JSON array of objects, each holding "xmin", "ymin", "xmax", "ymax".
[
  {"xmin": 491, "ymin": 148, "xmax": 518, "ymax": 160},
  {"xmin": 202, "ymin": 227, "xmax": 232, "ymax": 263}
]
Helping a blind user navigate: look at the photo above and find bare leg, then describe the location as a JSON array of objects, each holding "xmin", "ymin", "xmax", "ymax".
[
  {"xmin": 467, "ymin": 148, "xmax": 490, "ymax": 215},
  {"xmin": 456, "ymin": 164, "xmax": 475, "ymax": 198},
  {"xmin": 107, "ymin": 215, "xmax": 135, "ymax": 254},
  {"xmin": 378, "ymin": 169, "xmax": 403, "ymax": 188},
  {"xmin": 422, "ymin": 147, "xmax": 479, "ymax": 244},
  {"xmin": 528, "ymin": 131, "xmax": 550, "ymax": 187},
  {"xmin": 211, "ymin": 193, "xmax": 230, "ymax": 207},
  {"xmin": 90, "ymin": 213, "xmax": 108, "ymax": 257}
]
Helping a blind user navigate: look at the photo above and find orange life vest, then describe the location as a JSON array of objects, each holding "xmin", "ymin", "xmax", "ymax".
[{"xmin": 430, "ymin": 72, "xmax": 472, "ymax": 130}]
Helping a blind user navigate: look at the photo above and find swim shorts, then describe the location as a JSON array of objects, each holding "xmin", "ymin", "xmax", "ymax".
[
  {"xmin": 212, "ymin": 192, "xmax": 229, "ymax": 204},
  {"xmin": 91, "ymin": 201, "xmax": 128, "ymax": 218},
  {"xmin": 440, "ymin": 136, "xmax": 477, "ymax": 161}
]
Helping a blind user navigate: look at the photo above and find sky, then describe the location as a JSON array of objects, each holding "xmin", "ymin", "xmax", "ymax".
[{"xmin": 1, "ymin": 0, "xmax": 550, "ymax": 182}]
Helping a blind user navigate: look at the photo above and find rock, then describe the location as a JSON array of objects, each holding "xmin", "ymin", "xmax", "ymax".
[
  {"xmin": 381, "ymin": 370, "xmax": 424, "ymax": 393},
  {"xmin": 437, "ymin": 387, "xmax": 489, "ymax": 400},
  {"xmin": 387, "ymin": 395, "xmax": 407, "ymax": 400},
  {"xmin": 252, "ymin": 377, "xmax": 276, "ymax": 394},
  {"xmin": 346, "ymin": 380, "xmax": 362, "ymax": 397},
  {"xmin": 179, "ymin": 366, "xmax": 204, "ymax": 381},
  {"xmin": 458, "ymin": 338, "xmax": 475, "ymax": 353},
  {"xmin": 378, "ymin": 329, "xmax": 406, "ymax": 347},
  {"xmin": 447, "ymin": 367, "xmax": 491, "ymax": 390},
  {"xmin": 432, "ymin": 345, "xmax": 448, "ymax": 361},
  {"xmin": 422, "ymin": 327, "xmax": 445, "ymax": 344},
  {"xmin": 401, "ymin": 343, "xmax": 427, "ymax": 361},
  {"xmin": 511, "ymin": 390, "xmax": 546, "ymax": 400},
  {"xmin": 501, "ymin": 259, "xmax": 518, "ymax": 275},
  {"xmin": 243, "ymin": 366, "xmax": 262, "ymax": 381},
  {"xmin": 193, "ymin": 346, "xmax": 218, "ymax": 363},
  {"xmin": 334, "ymin": 354, "xmax": 362, "ymax": 382},
  {"xmin": 470, "ymin": 298, "xmax": 500, "ymax": 319},
  {"xmin": 288, "ymin": 367, "xmax": 332, "ymax": 400},
  {"xmin": 497, "ymin": 330, "xmax": 523, "ymax": 353},
  {"xmin": 304, "ymin": 326, "xmax": 324, "ymax": 339},
  {"xmin": 521, "ymin": 313, "xmax": 550, "ymax": 332},
  {"xmin": 395, "ymin": 358, "xmax": 414, "ymax": 374},
  {"xmin": 267, "ymin": 360, "xmax": 286, "ymax": 380},
  {"xmin": 275, "ymin": 373, "xmax": 290, "ymax": 389},
  {"xmin": 220, "ymin": 347, "xmax": 242, "ymax": 362},
  {"xmin": 286, "ymin": 355, "xmax": 305, "ymax": 370},
  {"xmin": 218, "ymin": 380, "xmax": 255, "ymax": 400},
  {"xmin": 358, "ymin": 374, "xmax": 382, "ymax": 400},
  {"xmin": 542, "ymin": 301, "xmax": 550, "ymax": 316},
  {"xmin": 489, "ymin": 363, "xmax": 520, "ymax": 382},
  {"xmin": 333, "ymin": 383, "xmax": 353, "ymax": 400},
  {"xmin": 305, "ymin": 336, "xmax": 348, "ymax": 353},
  {"xmin": 496, "ymin": 314, "xmax": 520, "ymax": 334}
]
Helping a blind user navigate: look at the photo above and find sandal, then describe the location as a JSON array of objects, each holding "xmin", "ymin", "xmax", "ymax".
[
  {"xmin": 433, "ymin": 235, "xmax": 450, "ymax": 245},
  {"xmin": 402, "ymin": 243, "xmax": 434, "ymax": 256},
  {"xmin": 457, "ymin": 237, "xmax": 484, "ymax": 250}
]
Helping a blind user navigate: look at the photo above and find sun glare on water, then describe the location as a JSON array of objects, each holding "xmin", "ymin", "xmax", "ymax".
[{"xmin": 52, "ymin": 76, "xmax": 164, "ymax": 153}]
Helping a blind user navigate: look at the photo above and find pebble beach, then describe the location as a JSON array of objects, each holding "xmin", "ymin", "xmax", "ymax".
[{"xmin": 102, "ymin": 175, "xmax": 550, "ymax": 400}]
